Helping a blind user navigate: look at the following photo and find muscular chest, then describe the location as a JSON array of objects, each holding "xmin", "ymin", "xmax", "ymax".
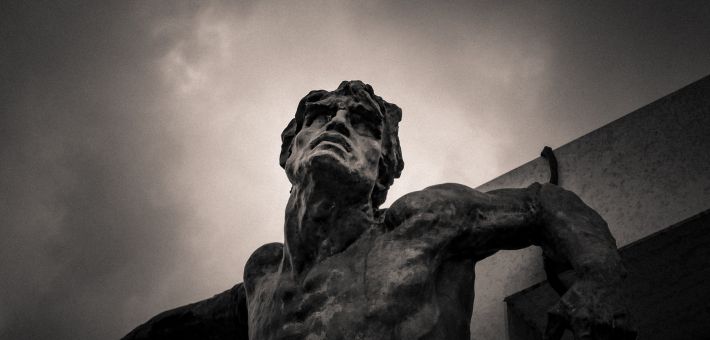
[{"xmin": 247, "ymin": 235, "xmax": 445, "ymax": 340}]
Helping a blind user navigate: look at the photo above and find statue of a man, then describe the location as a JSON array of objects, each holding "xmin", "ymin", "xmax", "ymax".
[{"xmin": 125, "ymin": 81, "xmax": 634, "ymax": 340}]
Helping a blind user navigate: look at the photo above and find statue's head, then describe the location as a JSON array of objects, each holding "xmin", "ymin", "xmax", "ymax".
[{"xmin": 280, "ymin": 81, "xmax": 404, "ymax": 209}]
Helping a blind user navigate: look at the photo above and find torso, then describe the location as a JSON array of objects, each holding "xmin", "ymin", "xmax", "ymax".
[{"xmin": 244, "ymin": 219, "xmax": 476, "ymax": 340}]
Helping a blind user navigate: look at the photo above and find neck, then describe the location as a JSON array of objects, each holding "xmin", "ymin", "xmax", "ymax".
[{"xmin": 283, "ymin": 178, "xmax": 374, "ymax": 277}]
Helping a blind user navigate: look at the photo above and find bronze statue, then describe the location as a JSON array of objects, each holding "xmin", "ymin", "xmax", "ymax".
[{"xmin": 125, "ymin": 81, "xmax": 634, "ymax": 340}]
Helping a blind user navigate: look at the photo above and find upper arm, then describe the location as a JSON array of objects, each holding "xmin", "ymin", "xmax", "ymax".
[
  {"xmin": 384, "ymin": 183, "xmax": 541, "ymax": 259},
  {"xmin": 468, "ymin": 184, "xmax": 542, "ymax": 253},
  {"xmin": 386, "ymin": 181, "xmax": 624, "ymax": 282}
]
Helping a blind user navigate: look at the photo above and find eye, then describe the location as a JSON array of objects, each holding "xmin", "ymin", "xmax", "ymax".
[
  {"xmin": 350, "ymin": 108, "xmax": 382, "ymax": 139},
  {"xmin": 304, "ymin": 107, "xmax": 332, "ymax": 127}
]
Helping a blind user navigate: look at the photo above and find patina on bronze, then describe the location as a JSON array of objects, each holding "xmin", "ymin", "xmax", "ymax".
[{"xmin": 124, "ymin": 81, "xmax": 635, "ymax": 340}]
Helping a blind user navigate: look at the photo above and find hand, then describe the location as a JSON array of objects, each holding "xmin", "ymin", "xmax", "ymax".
[{"xmin": 544, "ymin": 278, "xmax": 636, "ymax": 340}]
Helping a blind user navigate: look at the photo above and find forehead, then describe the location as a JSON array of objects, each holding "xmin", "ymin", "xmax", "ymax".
[{"xmin": 307, "ymin": 91, "xmax": 383, "ymax": 117}]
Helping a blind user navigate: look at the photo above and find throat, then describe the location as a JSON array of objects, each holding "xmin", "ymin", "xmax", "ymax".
[{"xmin": 284, "ymin": 184, "xmax": 374, "ymax": 276}]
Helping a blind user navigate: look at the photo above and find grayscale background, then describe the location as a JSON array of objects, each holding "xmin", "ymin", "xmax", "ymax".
[{"xmin": 1, "ymin": 1, "xmax": 709, "ymax": 339}]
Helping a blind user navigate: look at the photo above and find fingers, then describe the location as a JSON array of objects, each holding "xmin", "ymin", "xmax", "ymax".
[
  {"xmin": 609, "ymin": 312, "xmax": 637, "ymax": 339},
  {"xmin": 569, "ymin": 309, "xmax": 594, "ymax": 340},
  {"xmin": 615, "ymin": 328, "xmax": 637, "ymax": 340},
  {"xmin": 568, "ymin": 318, "xmax": 637, "ymax": 340},
  {"xmin": 544, "ymin": 308, "xmax": 567, "ymax": 340},
  {"xmin": 547, "ymin": 301, "xmax": 636, "ymax": 340},
  {"xmin": 574, "ymin": 324, "xmax": 637, "ymax": 340}
]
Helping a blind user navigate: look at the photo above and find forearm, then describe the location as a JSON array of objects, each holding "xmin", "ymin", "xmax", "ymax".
[
  {"xmin": 535, "ymin": 183, "xmax": 625, "ymax": 283},
  {"xmin": 122, "ymin": 283, "xmax": 249, "ymax": 340}
]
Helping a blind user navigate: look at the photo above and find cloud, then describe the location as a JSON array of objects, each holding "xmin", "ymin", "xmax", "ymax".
[{"xmin": 0, "ymin": 2, "xmax": 197, "ymax": 338}]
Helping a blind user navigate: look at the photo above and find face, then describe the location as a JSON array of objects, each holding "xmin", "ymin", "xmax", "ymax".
[{"xmin": 285, "ymin": 93, "xmax": 385, "ymax": 193}]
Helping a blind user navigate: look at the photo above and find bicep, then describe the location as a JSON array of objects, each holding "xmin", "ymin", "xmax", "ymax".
[
  {"xmin": 385, "ymin": 183, "xmax": 541, "ymax": 260},
  {"xmin": 460, "ymin": 185, "xmax": 541, "ymax": 255}
]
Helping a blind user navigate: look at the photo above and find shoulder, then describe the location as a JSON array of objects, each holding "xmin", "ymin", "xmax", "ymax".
[
  {"xmin": 384, "ymin": 183, "xmax": 544, "ymax": 229},
  {"xmin": 243, "ymin": 242, "xmax": 283, "ymax": 292},
  {"xmin": 245, "ymin": 242, "xmax": 283, "ymax": 276},
  {"xmin": 484, "ymin": 182, "xmax": 542, "ymax": 199},
  {"xmin": 389, "ymin": 183, "xmax": 483, "ymax": 209},
  {"xmin": 385, "ymin": 184, "xmax": 484, "ymax": 223}
]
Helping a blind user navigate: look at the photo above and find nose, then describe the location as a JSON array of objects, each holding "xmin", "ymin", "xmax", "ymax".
[{"xmin": 325, "ymin": 109, "xmax": 350, "ymax": 137}]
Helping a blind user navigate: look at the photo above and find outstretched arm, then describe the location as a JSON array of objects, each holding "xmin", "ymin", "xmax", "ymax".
[
  {"xmin": 385, "ymin": 183, "xmax": 540, "ymax": 259},
  {"xmin": 386, "ymin": 182, "xmax": 634, "ymax": 339},
  {"xmin": 122, "ymin": 282, "xmax": 249, "ymax": 340}
]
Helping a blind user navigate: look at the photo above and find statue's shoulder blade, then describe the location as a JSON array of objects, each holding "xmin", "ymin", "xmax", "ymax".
[{"xmin": 244, "ymin": 242, "xmax": 283, "ymax": 292}]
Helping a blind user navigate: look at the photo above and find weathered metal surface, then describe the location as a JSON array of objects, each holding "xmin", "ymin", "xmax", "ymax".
[{"xmin": 125, "ymin": 81, "xmax": 632, "ymax": 339}]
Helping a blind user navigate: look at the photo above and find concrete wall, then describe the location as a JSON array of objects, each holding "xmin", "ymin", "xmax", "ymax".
[
  {"xmin": 470, "ymin": 75, "xmax": 710, "ymax": 339},
  {"xmin": 506, "ymin": 209, "xmax": 710, "ymax": 340}
]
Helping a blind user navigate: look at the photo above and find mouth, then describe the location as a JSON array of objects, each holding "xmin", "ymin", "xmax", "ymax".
[{"xmin": 309, "ymin": 133, "xmax": 353, "ymax": 153}]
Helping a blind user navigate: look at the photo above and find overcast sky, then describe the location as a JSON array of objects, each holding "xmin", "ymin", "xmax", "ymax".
[{"xmin": 1, "ymin": 1, "xmax": 709, "ymax": 339}]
